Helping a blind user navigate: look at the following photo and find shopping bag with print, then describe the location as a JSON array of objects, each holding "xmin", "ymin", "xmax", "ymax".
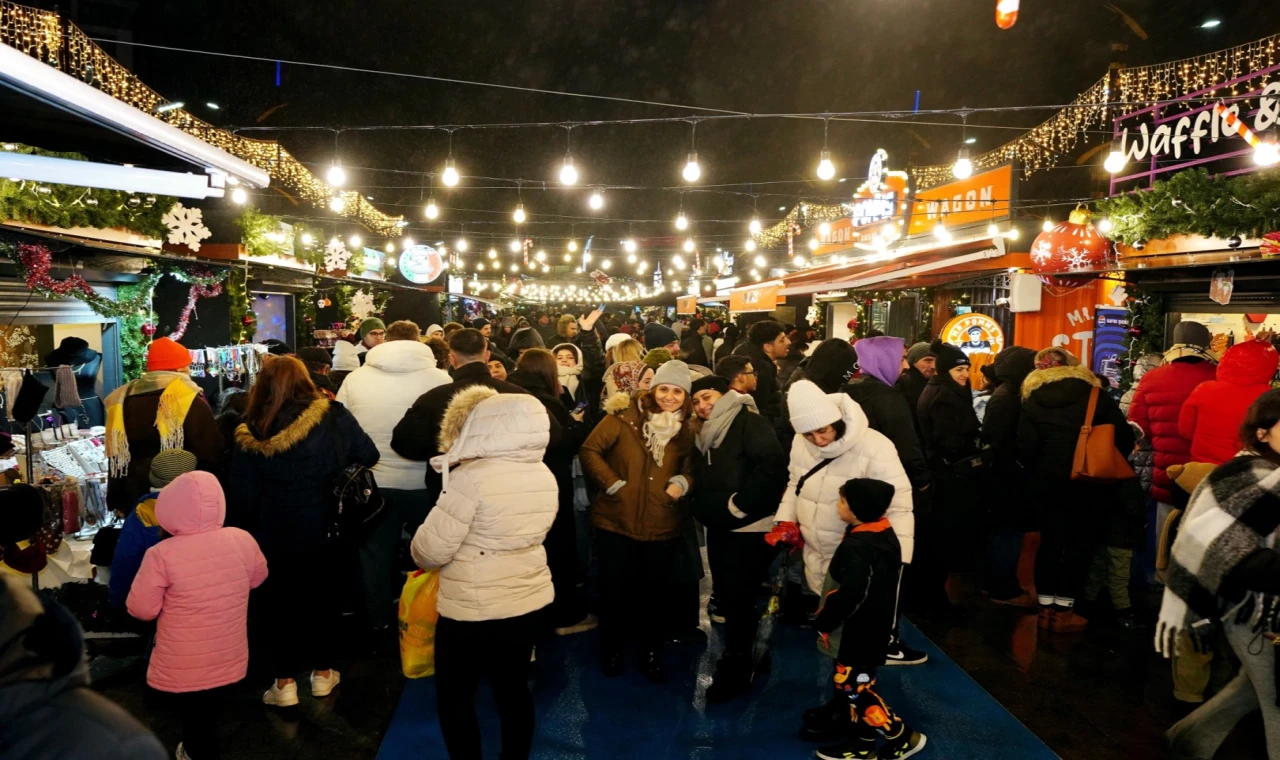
[{"xmin": 398, "ymin": 568, "xmax": 440, "ymax": 678}]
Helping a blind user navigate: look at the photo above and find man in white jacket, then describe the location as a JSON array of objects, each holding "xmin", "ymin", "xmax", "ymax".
[{"xmin": 337, "ymin": 320, "xmax": 451, "ymax": 631}]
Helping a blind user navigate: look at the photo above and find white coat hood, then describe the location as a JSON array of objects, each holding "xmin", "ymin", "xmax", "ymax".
[
  {"xmin": 364, "ymin": 339, "xmax": 437, "ymax": 374},
  {"xmin": 431, "ymin": 387, "xmax": 550, "ymax": 491}
]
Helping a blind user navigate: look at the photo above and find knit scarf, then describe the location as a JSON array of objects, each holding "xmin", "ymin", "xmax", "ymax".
[
  {"xmin": 558, "ymin": 364, "xmax": 581, "ymax": 398},
  {"xmin": 1156, "ymin": 454, "xmax": 1280, "ymax": 656},
  {"xmin": 643, "ymin": 410, "xmax": 683, "ymax": 465},
  {"xmin": 696, "ymin": 391, "xmax": 756, "ymax": 458},
  {"xmin": 104, "ymin": 372, "xmax": 201, "ymax": 478},
  {"xmin": 1163, "ymin": 343, "xmax": 1217, "ymax": 364}
]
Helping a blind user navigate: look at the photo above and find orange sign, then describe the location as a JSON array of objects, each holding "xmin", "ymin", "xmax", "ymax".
[
  {"xmin": 677, "ymin": 296, "xmax": 698, "ymax": 315},
  {"xmin": 729, "ymin": 285, "xmax": 781, "ymax": 313},
  {"xmin": 941, "ymin": 313, "xmax": 1005, "ymax": 357},
  {"xmin": 908, "ymin": 164, "xmax": 1014, "ymax": 237},
  {"xmin": 815, "ymin": 153, "xmax": 909, "ymax": 257}
]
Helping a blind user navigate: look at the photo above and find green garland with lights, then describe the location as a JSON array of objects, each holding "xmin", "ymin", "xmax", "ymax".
[
  {"xmin": 1117, "ymin": 289, "xmax": 1166, "ymax": 393},
  {"xmin": 0, "ymin": 144, "xmax": 177, "ymax": 237},
  {"xmin": 234, "ymin": 205, "xmax": 366, "ymax": 272},
  {"xmin": 227, "ymin": 268, "xmax": 256, "ymax": 343},
  {"xmin": 117, "ymin": 282, "xmax": 151, "ymax": 381},
  {"xmin": 1095, "ymin": 168, "xmax": 1280, "ymax": 246}
]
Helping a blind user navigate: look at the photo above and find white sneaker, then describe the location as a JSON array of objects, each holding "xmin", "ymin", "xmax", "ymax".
[
  {"xmin": 310, "ymin": 669, "xmax": 341, "ymax": 697},
  {"xmin": 263, "ymin": 680, "xmax": 299, "ymax": 707},
  {"xmin": 554, "ymin": 613, "xmax": 600, "ymax": 636}
]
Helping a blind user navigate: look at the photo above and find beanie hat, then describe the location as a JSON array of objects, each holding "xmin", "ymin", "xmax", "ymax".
[
  {"xmin": 650, "ymin": 359, "xmax": 692, "ymax": 394},
  {"xmin": 296, "ymin": 347, "xmax": 331, "ymax": 366},
  {"xmin": 840, "ymin": 478, "xmax": 896, "ymax": 523},
  {"xmin": 906, "ymin": 342, "xmax": 936, "ymax": 367},
  {"xmin": 930, "ymin": 340, "xmax": 970, "ymax": 375},
  {"xmin": 644, "ymin": 321, "xmax": 678, "ymax": 350},
  {"xmin": 507, "ymin": 327, "xmax": 545, "ymax": 356},
  {"xmin": 472, "ymin": 318, "xmax": 490, "ymax": 330},
  {"xmin": 642, "ymin": 348, "xmax": 675, "ymax": 369},
  {"xmin": 263, "ymin": 339, "xmax": 293, "ymax": 356},
  {"xmin": 359, "ymin": 317, "xmax": 386, "ymax": 339},
  {"xmin": 605, "ymin": 333, "xmax": 631, "ymax": 353},
  {"xmin": 0, "ymin": 484, "xmax": 44, "ymax": 544},
  {"xmin": 787, "ymin": 379, "xmax": 842, "ymax": 434},
  {"xmin": 149, "ymin": 448, "xmax": 197, "ymax": 488},
  {"xmin": 1171, "ymin": 320, "xmax": 1211, "ymax": 349},
  {"xmin": 691, "ymin": 374, "xmax": 729, "ymax": 396},
  {"xmin": 146, "ymin": 337, "xmax": 191, "ymax": 372},
  {"xmin": 1034, "ymin": 346, "xmax": 1079, "ymax": 369}
]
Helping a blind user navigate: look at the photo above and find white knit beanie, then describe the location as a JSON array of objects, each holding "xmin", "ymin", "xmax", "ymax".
[{"xmin": 787, "ymin": 379, "xmax": 841, "ymax": 434}]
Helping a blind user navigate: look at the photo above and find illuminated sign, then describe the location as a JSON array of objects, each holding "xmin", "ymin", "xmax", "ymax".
[
  {"xmin": 398, "ymin": 244, "xmax": 444, "ymax": 284},
  {"xmin": 908, "ymin": 164, "xmax": 1013, "ymax": 237},
  {"xmin": 941, "ymin": 313, "xmax": 1004, "ymax": 357},
  {"xmin": 815, "ymin": 150, "xmax": 908, "ymax": 256}
]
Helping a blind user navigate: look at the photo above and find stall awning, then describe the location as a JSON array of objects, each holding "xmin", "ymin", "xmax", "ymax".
[{"xmin": 779, "ymin": 234, "xmax": 1021, "ymax": 296}]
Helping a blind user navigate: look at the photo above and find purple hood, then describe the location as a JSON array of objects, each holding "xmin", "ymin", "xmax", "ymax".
[{"xmin": 855, "ymin": 336, "xmax": 906, "ymax": 386}]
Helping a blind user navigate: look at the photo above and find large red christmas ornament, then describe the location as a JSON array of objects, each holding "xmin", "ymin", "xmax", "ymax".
[
  {"xmin": 995, "ymin": 0, "xmax": 1019, "ymax": 29},
  {"xmin": 1030, "ymin": 208, "xmax": 1114, "ymax": 291}
]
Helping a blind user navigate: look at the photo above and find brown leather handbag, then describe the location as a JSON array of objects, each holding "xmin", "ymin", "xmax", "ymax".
[{"xmin": 1070, "ymin": 386, "xmax": 1137, "ymax": 482}]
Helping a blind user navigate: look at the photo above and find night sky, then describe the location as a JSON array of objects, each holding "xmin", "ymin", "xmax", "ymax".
[{"xmin": 51, "ymin": 0, "xmax": 1277, "ymax": 254}]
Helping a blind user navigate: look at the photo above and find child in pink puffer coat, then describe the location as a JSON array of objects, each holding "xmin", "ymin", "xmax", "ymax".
[{"xmin": 127, "ymin": 471, "xmax": 267, "ymax": 760}]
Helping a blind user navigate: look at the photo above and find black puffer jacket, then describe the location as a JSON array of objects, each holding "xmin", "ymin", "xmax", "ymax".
[
  {"xmin": 733, "ymin": 340, "xmax": 783, "ymax": 426},
  {"xmin": 917, "ymin": 374, "xmax": 980, "ymax": 466},
  {"xmin": 1017, "ymin": 364, "xmax": 1134, "ymax": 481},
  {"xmin": 690, "ymin": 394, "xmax": 788, "ymax": 531},
  {"xmin": 843, "ymin": 377, "xmax": 931, "ymax": 491},
  {"xmin": 980, "ymin": 347, "xmax": 1037, "ymax": 527}
]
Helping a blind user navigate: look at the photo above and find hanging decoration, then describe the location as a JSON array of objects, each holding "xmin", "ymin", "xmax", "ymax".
[
  {"xmin": 323, "ymin": 237, "xmax": 353, "ymax": 272},
  {"xmin": 753, "ymin": 203, "xmax": 848, "ymax": 249},
  {"xmin": 168, "ymin": 282, "xmax": 224, "ymax": 340},
  {"xmin": 2, "ymin": 241, "xmax": 161, "ymax": 318},
  {"xmin": 227, "ymin": 267, "xmax": 256, "ymax": 343},
  {"xmin": 995, "ymin": 0, "xmax": 1019, "ymax": 29},
  {"xmin": 349, "ymin": 290, "xmax": 376, "ymax": 320},
  {"xmin": 1030, "ymin": 207, "xmax": 1115, "ymax": 289},
  {"xmin": 1095, "ymin": 168, "xmax": 1280, "ymax": 246},
  {"xmin": 160, "ymin": 202, "xmax": 212, "ymax": 251}
]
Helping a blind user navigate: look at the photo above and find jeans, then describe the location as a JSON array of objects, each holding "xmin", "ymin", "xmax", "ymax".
[
  {"xmin": 1168, "ymin": 617, "xmax": 1280, "ymax": 759},
  {"xmin": 706, "ymin": 530, "xmax": 776, "ymax": 656},
  {"xmin": 172, "ymin": 685, "xmax": 226, "ymax": 759},
  {"xmin": 435, "ymin": 611, "xmax": 541, "ymax": 760},
  {"xmin": 265, "ymin": 549, "xmax": 342, "ymax": 677},
  {"xmin": 986, "ymin": 532, "xmax": 1026, "ymax": 600},
  {"xmin": 596, "ymin": 530, "xmax": 682, "ymax": 652},
  {"xmin": 360, "ymin": 488, "xmax": 431, "ymax": 628}
]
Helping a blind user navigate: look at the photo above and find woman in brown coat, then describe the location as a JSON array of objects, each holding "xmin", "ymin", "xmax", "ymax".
[{"xmin": 580, "ymin": 360, "xmax": 696, "ymax": 683}]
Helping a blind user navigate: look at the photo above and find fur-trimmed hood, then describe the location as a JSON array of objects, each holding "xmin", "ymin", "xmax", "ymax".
[
  {"xmin": 431, "ymin": 386, "xmax": 550, "ymax": 489},
  {"xmin": 603, "ymin": 390, "xmax": 636, "ymax": 416},
  {"xmin": 234, "ymin": 397, "xmax": 329, "ymax": 457},
  {"xmin": 1021, "ymin": 364, "xmax": 1100, "ymax": 400}
]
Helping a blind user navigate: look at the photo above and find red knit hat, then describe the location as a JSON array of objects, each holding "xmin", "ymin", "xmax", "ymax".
[{"xmin": 146, "ymin": 337, "xmax": 191, "ymax": 372}]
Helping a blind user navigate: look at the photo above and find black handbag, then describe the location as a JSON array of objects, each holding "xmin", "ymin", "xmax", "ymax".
[
  {"xmin": 324, "ymin": 411, "xmax": 385, "ymax": 542},
  {"xmin": 950, "ymin": 448, "xmax": 991, "ymax": 480}
]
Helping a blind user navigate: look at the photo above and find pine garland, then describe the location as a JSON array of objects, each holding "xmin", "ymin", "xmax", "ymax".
[
  {"xmin": 233, "ymin": 205, "xmax": 326, "ymax": 267},
  {"xmin": 1096, "ymin": 168, "xmax": 1280, "ymax": 246},
  {"xmin": 227, "ymin": 268, "xmax": 255, "ymax": 343},
  {"xmin": 117, "ymin": 282, "xmax": 151, "ymax": 382},
  {"xmin": 1117, "ymin": 289, "xmax": 1166, "ymax": 392}
]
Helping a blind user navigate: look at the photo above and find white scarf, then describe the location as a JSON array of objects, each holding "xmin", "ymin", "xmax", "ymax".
[
  {"xmin": 643, "ymin": 410, "xmax": 683, "ymax": 465},
  {"xmin": 558, "ymin": 364, "xmax": 581, "ymax": 398}
]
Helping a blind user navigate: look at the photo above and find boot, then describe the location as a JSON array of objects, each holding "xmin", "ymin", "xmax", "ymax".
[
  {"xmin": 1037, "ymin": 606, "xmax": 1057, "ymax": 630},
  {"xmin": 705, "ymin": 653, "xmax": 753, "ymax": 703},
  {"xmin": 639, "ymin": 648, "xmax": 667, "ymax": 684},
  {"xmin": 1049, "ymin": 608, "xmax": 1089, "ymax": 633}
]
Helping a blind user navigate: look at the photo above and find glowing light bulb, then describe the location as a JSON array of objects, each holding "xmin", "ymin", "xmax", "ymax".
[
  {"xmin": 329, "ymin": 195, "xmax": 345, "ymax": 212},
  {"xmin": 230, "ymin": 187, "xmax": 247, "ymax": 205},
  {"xmin": 559, "ymin": 157, "xmax": 578, "ymax": 185},
  {"xmin": 583, "ymin": 253, "xmax": 593, "ymax": 263},
  {"xmin": 513, "ymin": 204, "xmax": 526, "ymax": 224},
  {"xmin": 794, "ymin": 256, "xmax": 806, "ymax": 267},
  {"xmin": 387, "ymin": 256, "xmax": 397, "ymax": 267},
  {"xmin": 441, "ymin": 159, "xmax": 460, "ymax": 187},
  {"xmin": 1005, "ymin": 228, "xmax": 1020, "ymax": 241},
  {"xmin": 476, "ymin": 262, "xmax": 485, "ymax": 271},
  {"xmin": 402, "ymin": 237, "xmax": 415, "ymax": 249},
  {"xmin": 745, "ymin": 239, "xmax": 757, "ymax": 252},
  {"xmin": 749, "ymin": 217, "xmax": 762, "ymax": 235},
  {"xmin": 602, "ymin": 259, "xmax": 612, "ymax": 270},
  {"xmin": 535, "ymin": 250, "xmax": 547, "ymax": 262},
  {"xmin": 511, "ymin": 264, "xmax": 519, "ymax": 273},
  {"xmin": 818, "ymin": 221, "xmax": 831, "ymax": 237},
  {"xmin": 588, "ymin": 190, "xmax": 604, "ymax": 210},
  {"xmin": 808, "ymin": 237, "xmax": 819, "ymax": 250},
  {"xmin": 627, "ymin": 253, "xmax": 637, "ymax": 264},
  {"xmin": 624, "ymin": 239, "xmax": 638, "ymax": 254},
  {"xmin": 425, "ymin": 198, "xmax": 439, "ymax": 219},
  {"xmin": 301, "ymin": 233, "xmax": 313, "ymax": 246},
  {"xmin": 567, "ymin": 240, "xmax": 578, "ymax": 252},
  {"xmin": 563, "ymin": 253, "xmax": 572, "ymax": 262},
  {"xmin": 683, "ymin": 238, "xmax": 696, "ymax": 253},
  {"xmin": 934, "ymin": 222, "xmax": 951, "ymax": 241},
  {"xmin": 672, "ymin": 255, "xmax": 686, "ymax": 270},
  {"xmin": 1098, "ymin": 218, "xmax": 1114, "ymax": 234},
  {"xmin": 326, "ymin": 163, "xmax": 346, "ymax": 187},
  {"xmin": 816, "ymin": 149, "xmax": 836, "ymax": 180},
  {"xmin": 349, "ymin": 234, "xmax": 362, "ymax": 248},
  {"xmin": 1255, "ymin": 142, "xmax": 1280, "ymax": 167},
  {"xmin": 542, "ymin": 265, "xmax": 550, "ymax": 273},
  {"xmin": 682, "ymin": 151, "xmax": 701, "ymax": 182},
  {"xmin": 952, "ymin": 148, "xmax": 973, "ymax": 179},
  {"xmin": 675, "ymin": 212, "xmax": 689, "ymax": 230},
  {"xmin": 1042, "ymin": 219, "xmax": 1055, "ymax": 232},
  {"xmin": 488, "ymin": 248, "xmax": 497, "ymax": 259},
  {"xmin": 987, "ymin": 223, "xmax": 1000, "ymax": 236},
  {"xmin": 456, "ymin": 238, "xmax": 469, "ymax": 252},
  {"xmin": 509, "ymin": 240, "xmax": 522, "ymax": 253},
  {"xmin": 753, "ymin": 254, "xmax": 766, "ymax": 268},
  {"xmin": 1104, "ymin": 151, "xmax": 1126, "ymax": 173}
]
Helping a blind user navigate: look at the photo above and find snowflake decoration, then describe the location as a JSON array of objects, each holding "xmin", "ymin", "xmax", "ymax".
[
  {"xmin": 1061, "ymin": 247, "xmax": 1091, "ymax": 270},
  {"xmin": 350, "ymin": 290, "xmax": 375, "ymax": 319},
  {"xmin": 1030, "ymin": 240, "xmax": 1054, "ymax": 264},
  {"xmin": 323, "ymin": 238, "xmax": 352, "ymax": 272},
  {"xmin": 161, "ymin": 203, "xmax": 212, "ymax": 251}
]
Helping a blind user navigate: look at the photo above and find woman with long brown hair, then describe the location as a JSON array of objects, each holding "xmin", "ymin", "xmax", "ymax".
[
  {"xmin": 229, "ymin": 357, "xmax": 379, "ymax": 708},
  {"xmin": 580, "ymin": 359, "xmax": 696, "ymax": 683}
]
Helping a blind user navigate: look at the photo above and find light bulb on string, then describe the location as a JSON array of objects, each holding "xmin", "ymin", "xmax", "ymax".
[
  {"xmin": 1256, "ymin": 142, "xmax": 1280, "ymax": 167},
  {"xmin": 588, "ymin": 189, "xmax": 605, "ymax": 210},
  {"xmin": 601, "ymin": 259, "xmax": 612, "ymax": 270},
  {"xmin": 230, "ymin": 187, "xmax": 247, "ymax": 205},
  {"xmin": 748, "ymin": 217, "xmax": 762, "ymax": 235},
  {"xmin": 326, "ymin": 163, "xmax": 346, "ymax": 187},
  {"xmin": 682, "ymin": 151, "xmax": 701, "ymax": 182},
  {"xmin": 300, "ymin": 233, "xmax": 313, "ymax": 246},
  {"xmin": 818, "ymin": 221, "xmax": 831, "ymax": 237},
  {"xmin": 933, "ymin": 221, "xmax": 950, "ymax": 241},
  {"xmin": 559, "ymin": 156, "xmax": 578, "ymax": 185},
  {"xmin": 952, "ymin": 148, "xmax": 973, "ymax": 180},
  {"xmin": 441, "ymin": 158, "xmax": 460, "ymax": 187},
  {"xmin": 349, "ymin": 234, "xmax": 362, "ymax": 248},
  {"xmin": 476, "ymin": 262, "xmax": 485, "ymax": 271},
  {"xmin": 816, "ymin": 149, "xmax": 836, "ymax": 180},
  {"xmin": 753, "ymin": 254, "xmax": 766, "ymax": 268},
  {"xmin": 1005, "ymin": 228, "xmax": 1020, "ymax": 241},
  {"xmin": 745, "ymin": 239, "xmax": 757, "ymax": 252},
  {"xmin": 535, "ymin": 250, "xmax": 547, "ymax": 262},
  {"xmin": 563, "ymin": 252, "xmax": 572, "ymax": 262},
  {"xmin": 623, "ymin": 238, "xmax": 638, "ymax": 254},
  {"xmin": 683, "ymin": 238, "xmax": 696, "ymax": 253},
  {"xmin": 1042, "ymin": 218, "xmax": 1055, "ymax": 232},
  {"xmin": 509, "ymin": 240, "xmax": 522, "ymax": 253},
  {"xmin": 510, "ymin": 264, "xmax": 519, "ymax": 273},
  {"xmin": 794, "ymin": 256, "xmax": 806, "ymax": 267},
  {"xmin": 627, "ymin": 252, "xmax": 637, "ymax": 264},
  {"xmin": 488, "ymin": 248, "xmax": 497, "ymax": 259},
  {"xmin": 513, "ymin": 204, "xmax": 526, "ymax": 224},
  {"xmin": 402, "ymin": 237, "xmax": 415, "ymax": 249},
  {"xmin": 808, "ymin": 237, "xmax": 819, "ymax": 250},
  {"xmin": 568, "ymin": 239, "xmax": 578, "ymax": 252},
  {"xmin": 456, "ymin": 238, "xmax": 469, "ymax": 252},
  {"xmin": 987, "ymin": 222, "xmax": 999, "ymax": 236},
  {"xmin": 329, "ymin": 195, "xmax": 345, "ymax": 213},
  {"xmin": 1104, "ymin": 151, "xmax": 1126, "ymax": 173},
  {"xmin": 387, "ymin": 256, "xmax": 397, "ymax": 267},
  {"xmin": 675, "ymin": 212, "xmax": 689, "ymax": 230},
  {"xmin": 1097, "ymin": 218, "xmax": 1114, "ymax": 234},
  {"xmin": 425, "ymin": 198, "xmax": 439, "ymax": 219}
]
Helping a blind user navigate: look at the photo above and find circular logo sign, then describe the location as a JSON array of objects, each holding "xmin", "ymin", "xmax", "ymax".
[
  {"xmin": 941, "ymin": 313, "xmax": 1004, "ymax": 357},
  {"xmin": 398, "ymin": 244, "xmax": 444, "ymax": 285},
  {"xmin": 866, "ymin": 149, "xmax": 888, "ymax": 188}
]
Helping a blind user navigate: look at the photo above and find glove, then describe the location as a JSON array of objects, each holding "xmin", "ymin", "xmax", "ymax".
[{"xmin": 765, "ymin": 521, "xmax": 803, "ymax": 549}]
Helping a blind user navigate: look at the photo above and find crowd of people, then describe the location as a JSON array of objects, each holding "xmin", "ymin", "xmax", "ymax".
[{"xmin": 5, "ymin": 307, "xmax": 1280, "ymax": 760}]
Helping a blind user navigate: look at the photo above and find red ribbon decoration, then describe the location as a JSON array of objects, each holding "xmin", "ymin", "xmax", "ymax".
[
  {"xmin": 169, "ymin": 282, "xmax": 223, "ymax": 340},
  {"xmin": 17, "ymin": 243, "xmax": 97, "ymax": 297}
]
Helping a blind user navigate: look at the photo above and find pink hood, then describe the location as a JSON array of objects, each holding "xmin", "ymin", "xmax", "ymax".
[{"xmin": 156, "ymin": 471, "xmax": 225, "ymax": 536}]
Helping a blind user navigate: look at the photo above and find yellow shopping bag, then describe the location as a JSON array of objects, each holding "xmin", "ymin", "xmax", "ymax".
[{"xmin": 398, "ymin": 568, "xmax": 440, "ymax": 678}]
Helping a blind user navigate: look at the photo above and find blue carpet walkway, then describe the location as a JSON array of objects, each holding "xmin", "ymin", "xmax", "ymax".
[{"xmin": 378, "ymin": 617, "xmax": 1058, "ymax": 759}]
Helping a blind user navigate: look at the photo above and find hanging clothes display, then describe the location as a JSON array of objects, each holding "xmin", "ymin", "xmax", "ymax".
[{"xmin": 46, "ymin": 338, "xmax": 106, "ymax": 427}]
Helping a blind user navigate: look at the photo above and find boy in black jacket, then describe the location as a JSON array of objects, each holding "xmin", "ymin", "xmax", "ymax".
[{"xmin": 807, "ymin": 478, "xmax": 927, "ymax": 760}]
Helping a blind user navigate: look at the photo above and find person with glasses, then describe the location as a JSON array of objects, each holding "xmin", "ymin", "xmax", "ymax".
[{"xmin": 715, "ymin": 355, "xmax": 757, "ymax": 395}]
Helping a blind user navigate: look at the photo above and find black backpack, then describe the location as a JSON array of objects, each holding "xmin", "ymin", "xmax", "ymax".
[{"xmin": 325, "ymin": 411, "xmax": 385, "ymax": 542}]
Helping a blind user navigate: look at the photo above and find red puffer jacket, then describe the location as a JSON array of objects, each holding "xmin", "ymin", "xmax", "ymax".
[
  {"xmin": 1179, "ymin": 340, "xmax": 1279, "ymax": 465},
  {"xmin": 1128, "ymin": 358, "xmax": 1217, "ymax": 503}
]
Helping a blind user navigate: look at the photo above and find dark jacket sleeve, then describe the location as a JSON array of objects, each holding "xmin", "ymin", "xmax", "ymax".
[
  {"xmin": 334, "ymin": 403, "xmax": 381, "ymax": 468},
  {"xmin": 813, "ymin": 542, "xmax": 873, "ymax": 634},
  {"xmin": 928, "ymin": 396, "xmax": 979, "ymax": 462},
  {"xmin": 185, "ymin": 395, "xmax": 225, "ymax": 475},
  {"xmin": 733, "ymin": 412, "xmax": 789, "ymax": 522},
  {"xmin": 868, "ymin": 387, "xmax": 930, "ymax": 491},
  {"xmin": 390, "ymin": 390, "xmax": 440, "ymax": 462}
]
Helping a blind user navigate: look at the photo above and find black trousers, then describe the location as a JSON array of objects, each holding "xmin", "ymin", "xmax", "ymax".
[
  {"xmin": 435, "ymin": 611, "xmax": 541, "ymax": 760},
  {"xmin": 265, "ymin": 548, "xmax": 342, "ymax": 677},
  {"xmin": 596, "ymin": 529, "xmax": 682, "ymax": 651},
  {"xmin": 706, "ymin": 530, "xmax": 776, "ymax": 656},
  {"xmin": 1035, "ymin": 488, "xmax": 1097, "ymax": 605},
  {"xmin": 544, "ymin": 497, "xmax": 586, "ymax": 628},
  {"xmin": 359, "ymin": 488, "xmax": 430, "ymax": 628},
  {"xmin": 172, "ymin": 685, "xmax": 226, "ymax": 759}
]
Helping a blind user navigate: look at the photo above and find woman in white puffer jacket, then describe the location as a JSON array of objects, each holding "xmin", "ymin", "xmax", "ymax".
[
  {"xmin": 410, "ymin": 386, "xmax": 557, "ymax": 760},
  {"xmin": 774, "ymin": 380, "xmax": 913, "ymax": 594}
]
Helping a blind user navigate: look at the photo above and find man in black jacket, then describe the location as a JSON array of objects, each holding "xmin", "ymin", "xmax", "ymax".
[
  {"xmin": 733, "ymin": 320, "xmax": 790, "ymax": 431},
  {"xmin": 689, "ymin": 375, "xmax": 787, "ymax": 703},
  {"xmin": 391, "ymin": 329, "xmax": 557, "ymax": 504},
  {"xmin": 841, "ymin": 336, "xmax": 929, "ymax": 666},
  {"xmin": 896, "ymin": 342, "xmax": 936, "ymax": 439}
]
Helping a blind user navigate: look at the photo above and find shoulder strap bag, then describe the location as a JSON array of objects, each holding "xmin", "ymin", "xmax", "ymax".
[
  {"xmin": 1071, "ymin": 386, "xmax": 1137, "ymax": 482},
  {"xmin": 325, "ymin": 410, "xmax": 385, "ymax": 542}
]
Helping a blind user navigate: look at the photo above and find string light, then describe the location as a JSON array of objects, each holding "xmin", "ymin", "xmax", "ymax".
[
  {"xmin": 1005, "ymin": 228, "xmax": 1020, "ymax": 241},
  {"xmin": 794, "ymin": 256, "xmax": 806, "ymax": 266},
  {"xmin": 676, "ymin": 211, "xmax": 689, "ymax": 230},
  {"xmin": 588, "ymin": 189, "xmax": 604, "ymax": 210},
  {"xmin": 230, "ymin": 187, "xmax": 247, "ymax": 204},
  {"xmin": 509, "ymin": 240, "xmax": 522, "ymax": 253},
  {"xmin": 623, "ymin": 238, "xmax": 638, "ymax": 254},
  {"xmin": 402, "ymin": 237, "xmax": 416, "ymax": 249},
  {"xmin": 1104, "ymin": 151, "xmax": 1126, "ymax": 173},
  {"xmin": 329, "ymin": 195, "xmax": 345, "ymax": 212},
  {"xmin": 488, "ymin": 248, "xmax": 498, "ymax": 259},
  {"xmin": 816, "ymin": 149, "xmax": 836, "ymax": 181},
  {"xmin": 601, "ymin": 259, "xmax": 612, "ymax": 270},
  {"xmin": 933, "ymin": 221, "xmax": 950, "ymax": 241},
  {"xmin": 425, "ymin": 198, "xmax": 439, "ymax": 219},
  {"xmin": 510, "ymin": 263, "xmax": 519, "ymax": 273},
  {"xmin": 1042, "ymin": 218, "xmax": 1055, "ymax": 232},
  {"xmin": 817, "ymin": 221, "xmax": 831, "ymax": 236},
  {"xmin": 513, "ymin": 204, "xmax": 526, "ymax": 224},
  {"xmin": 301, "ymin": 233, "xmax": 313, "ymax": 246},
  {"xmin": 952, "ymin": 147, "xmax": 973, "ymax": 179},
  {"xmin": 1255, "ymin": 141, "xmax": 1280, "ymax": 166},
  {"xmin": 456, "ymin": 237, "xmax": 469, "ymax": 252},
  {"xmin": 753, "ymin": 254, "xmax": 766, "ymax": 267},
  {"xmin": 563, "ymin": 252, "xmax": 572, "ymax": 262},
  {"xmin": 349, "ymin": 234, "xmax": 362, "ymax": 247},
  {"xmin": 441, "ymin": 158, "xmax": 460, "ymax": 187},
  {"xmin": 683, "ymin": 238, "xmax": 696, "ymax": 253},
  {"xmin": 559, "ymin": 156, "xmax": 578, "ymax": 185},
  {"xmin": 749, "ymin": 217, "xmax": 762, "ymax": 235},
  {"xmin": 987, "ymin": 222, "xmax": 1000, "ymax": 236},
  {"xmin": 326, "ymin": 163, "xmax": 346, "ymax": 187},
  {"xmin": 476, "ymin": 262, "xmax": 485, "ymax": 271},
  {"xmin": 583, "ymin": 252, "xmax": 593, "ymax": 263},
  {"xmin": 627, "ymin": 252, "xmax": 637, "ymax": 264},
  {"xmin": 673, "ymin": 254, "xmax": 687, "ymax": 270},
  {"xmin": 567, "ymin": 239, "xmax": 578, "ymax": 252},
  {"xmin": 535, "ymin": 249, "xmax": 547, "ymax": 262},
  {"xmin": 744, "ymin": 239, "xmax": 757, "ymax": 252},
  {"xmin": 808, "ymin": 237, "xmax": 819, "ymax": 250},
  {"xmin": 682, "ymin": 151, "xmax": 701, "ymax": 182},
  {"xmin": 387, "ymin": 256, "xmax": 397, "ymax": 267}
]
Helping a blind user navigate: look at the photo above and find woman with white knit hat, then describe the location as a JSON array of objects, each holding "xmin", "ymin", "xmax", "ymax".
[{"xmin": 771, "ymin": 380, "xmax": 913, "ymax": 598}]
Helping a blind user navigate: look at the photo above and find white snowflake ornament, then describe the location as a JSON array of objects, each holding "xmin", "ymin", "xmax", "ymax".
[
  {"xmin": 324, "ymin": 238, "xmax": 352, "ymax": 272},
  {"xmin": 161, "ymin": 203, "xmax": 212, "ymax": 251},
  {"xmin": 350, "ymin": 290, "xmax": 375, "ymax": 319}
]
